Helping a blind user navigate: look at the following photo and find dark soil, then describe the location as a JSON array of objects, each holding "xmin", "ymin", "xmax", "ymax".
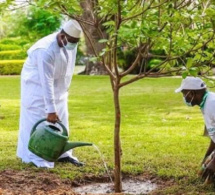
[
  {"xmin": 0, "ymin": 169, "xmax": 76, "ymax": 195},
  {"xmin": 0, "ymin": 169, "xmax": 175, "ymax": 195}
]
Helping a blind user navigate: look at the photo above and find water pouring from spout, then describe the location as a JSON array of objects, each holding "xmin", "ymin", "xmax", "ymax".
[{"xmin": 93, "ymin": 144, "xmax": 113, "ymax": 184}]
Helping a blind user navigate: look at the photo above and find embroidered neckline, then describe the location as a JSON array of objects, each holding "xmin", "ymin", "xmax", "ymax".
[{"xmin": 200, "ymin": 91, "xmax": 209, "ymax": 109}]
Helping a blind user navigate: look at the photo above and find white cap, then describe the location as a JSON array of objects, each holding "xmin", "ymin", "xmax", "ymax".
[
  {"xmin": 62, "ymin": 20, "xmax": 82, "ymax": 38},
  {"xmin": 175, "ymin": 76, "xmax": 206, "ymax": 93}
]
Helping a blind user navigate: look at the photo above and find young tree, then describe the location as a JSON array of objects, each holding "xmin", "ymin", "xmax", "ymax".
[
  {"xmin": 4, "ymin": 0, "xmax": 215, "ymax": 192},
  {"xmin": 61, "ymin": 1, "xmax": 215, "ymax": 192}
]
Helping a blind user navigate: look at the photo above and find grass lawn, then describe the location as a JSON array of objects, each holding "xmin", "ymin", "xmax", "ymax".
[{"xmin": 0, "ymin": 75, "xmax": 215, "ymax": 194}]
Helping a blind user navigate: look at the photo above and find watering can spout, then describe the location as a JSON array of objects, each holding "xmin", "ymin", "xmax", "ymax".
[{"xmin": 63, "ymin": 142, "xmax": 93, "ymax": 153}]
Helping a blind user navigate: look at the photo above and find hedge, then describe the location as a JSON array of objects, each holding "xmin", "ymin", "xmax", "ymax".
[
  {"xmin": 0, "ymin": 50, "xmax": 27, "ymax": 60},
  {"xmin": 0, "ymin": 60, "xmax": 25, "ymax": 75},
  {"xmin": 0, "ymin": 44, "xmax": 21, "ymax": 51},
  {"xmin": 0, "ymin": 38, "xmax": 29, "ymax": 46}
]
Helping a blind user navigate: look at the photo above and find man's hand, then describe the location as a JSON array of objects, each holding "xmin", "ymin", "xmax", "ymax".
[
  {"xmin": 47, "ymin": 113, "xmax": 60, "ymax": 123},
  {"xmin": 201, "ymin": 155, "xmax": 215, "ymax": 184}
]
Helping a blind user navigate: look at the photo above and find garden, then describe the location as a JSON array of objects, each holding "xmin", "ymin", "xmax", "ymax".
[
  {"xmin": 1, "ymin": 0, "xmax": 215, "ymax": 194},
  {"xmin": 0, "ymin": 76, "xmax": 215, "ymax": 194}
]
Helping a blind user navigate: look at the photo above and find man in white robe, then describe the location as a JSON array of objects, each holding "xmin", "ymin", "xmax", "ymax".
[{"xmin": 17, "ymin": 20, "xmax": 84, "ymax": 168}]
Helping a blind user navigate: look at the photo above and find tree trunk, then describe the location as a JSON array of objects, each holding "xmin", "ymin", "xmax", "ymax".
[
  {"xmin": 113, "ymin": 86, "xmax": 122, "ymax": 192},
  {"xmin": 80, "ymin": 0, "xmax": 108, "ymax": 75}
]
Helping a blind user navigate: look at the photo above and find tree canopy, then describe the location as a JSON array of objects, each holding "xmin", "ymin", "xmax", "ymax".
[
  {"xmin": 1, "ymin": 0, "xmax": 215, "ymax": 78},
  {"xmin": 0, "ymin": 2, "xmax": 62, "ymax": 41},
  {"xmin": 23, "ymin": 0, "xmax": 215, "ymax": 79}
]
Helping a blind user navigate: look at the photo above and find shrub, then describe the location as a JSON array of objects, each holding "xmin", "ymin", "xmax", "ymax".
[
  {"xmin": 0, "ymin": 37, "xmax": 29, "ymax": 47},
  {"xmin": 0, "ymin": 60, "xmax": 24, "ymax": 75},
  {"xmin": 0, "ymin": 50, "xmax": 27, "ymax": 60},
  {"xmin": 148, "ymin": 59, "xmax": 163, "ymax": 69},
  {"xmin": 0, "ymin": 44, "xmax": 21, "ymax": 51}
]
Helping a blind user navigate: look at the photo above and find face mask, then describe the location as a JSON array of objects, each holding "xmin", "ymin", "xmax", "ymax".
[
  {"xmin": 62, "ymin": 36, "xmax": 77, "ymax": 50},
  {"xmin": 183, "ymin": 91, "xmax": 194, "ymax": 107},
  {"xmin": 183, "ymin": 97, "xmax": 193, "ymax": 107}
]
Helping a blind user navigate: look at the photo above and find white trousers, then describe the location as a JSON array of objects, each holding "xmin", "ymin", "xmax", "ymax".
[{"xmin": 17, "ymin": 94, "xmax": 75, "ymax": 168}]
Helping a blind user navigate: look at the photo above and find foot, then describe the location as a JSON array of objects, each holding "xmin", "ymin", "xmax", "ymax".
[{"xmin": 57, "ymin": 157, "xmax": 84, "ymax": 167}]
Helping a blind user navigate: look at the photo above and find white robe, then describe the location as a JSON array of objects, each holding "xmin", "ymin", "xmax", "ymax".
[{"xmin": 17, "ymin": 33, "xmax": 77, "ymax": 168}]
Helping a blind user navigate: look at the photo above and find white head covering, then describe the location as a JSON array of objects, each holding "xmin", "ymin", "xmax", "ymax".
[
  {"xmin": 175, "ymin": 76, "xmax": 206, "ymax": 93},
  {"xmin": 62, "ymin": 19, "xmax": 82, "ymax": 38}
]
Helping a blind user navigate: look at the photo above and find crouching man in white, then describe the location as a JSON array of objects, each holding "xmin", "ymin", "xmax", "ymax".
[
  {"xmin": 17, "ymin": 19, "xmax": 84, "ymax": 168},
  {"xmin": 175, "ymin": 77, "xmax": 215, "ymax": 183}
]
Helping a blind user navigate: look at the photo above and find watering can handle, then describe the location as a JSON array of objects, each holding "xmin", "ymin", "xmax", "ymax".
[{"xmin": 30, "ymin": 118, "xmax": 68, "ymax": 136}]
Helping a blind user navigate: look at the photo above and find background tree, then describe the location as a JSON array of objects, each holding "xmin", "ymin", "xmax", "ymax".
[
  {"xmin": 78, "ymin": 0, "xmax": 108, "ymax": 74},
  {"xmin": 2, "ymin": 0, "xmax": 215, "ymax": 192},
  {"xmin": 0, "ymin": 0, "xmax": 16, "ymax": 38},
  {"xmin": 6, "ymin": 6, "xmax": 62, "ymax": 40}
]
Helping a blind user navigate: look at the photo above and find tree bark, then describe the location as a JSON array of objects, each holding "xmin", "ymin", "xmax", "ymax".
[
  {"xmin": 80, "ymin": 0, "xmax": 108, "ymax": 75},
  {"xmin": 113, "ymin": 86, "xmax": 122, "ymax": 192}
]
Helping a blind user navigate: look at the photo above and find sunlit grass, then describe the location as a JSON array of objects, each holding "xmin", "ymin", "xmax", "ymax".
[{"xmin": 0, "ymin": 75, "xmax": 214, "ymax": 193}]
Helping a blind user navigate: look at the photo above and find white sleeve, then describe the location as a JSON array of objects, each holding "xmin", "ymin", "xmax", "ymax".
[
  {"xmin": 33, "ymin": 49, "xmax": 56, "ymax": 113},
  {"xmin": 205, "ymin": 106, "xmax": 215, "ymax": 142}
]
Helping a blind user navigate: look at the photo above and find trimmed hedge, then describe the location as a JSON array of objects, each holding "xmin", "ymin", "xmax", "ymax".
[
  {"xmin": 0, "ymin": 38, "xmax": 28, "ymax": 74},
  {"xmin": 0, "ymin": 44, "xmax": 21, "ymax": 51},
  {"xmin": 0, "ymin": 38, "xmax": 29, "ymax": 46},
  {"xmin": 0, "ymin": 50, "xmax": 27, "ymax": 60},
  {"xmin": 0, "ymin": 60, "xmax": 24, "ymax": 75}
]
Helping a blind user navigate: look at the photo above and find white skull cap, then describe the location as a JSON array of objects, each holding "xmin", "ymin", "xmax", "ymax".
[
  {"xmin": 175, "ymin": 76, "xmax": 206, "ymax": 93},
  {"xmin": 62, "ymin": 19, "xmax": 82, "ymax": 38}
]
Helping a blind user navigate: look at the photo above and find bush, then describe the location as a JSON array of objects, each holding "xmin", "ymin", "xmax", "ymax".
[
  {"xmin": 0, "ymin": 50, "xmax": 27, "ymax": 60},
  {"xmin": 148, "ymin": 59, "xmax": 163, "ymax": 69},
  {"xmin": 0, "ymin": 44, "xmax": 21, "ymax": 51},
  {"xmin": 118, "ymin": 49, "xmax": 140, "ymax": 74},
  {"xmin": 0, "ymin": 60, "xmax": 24, "ymax": 75},
  {"xmin": 0, "ymin": 37, "xmax": 29, "ymax": 47}
]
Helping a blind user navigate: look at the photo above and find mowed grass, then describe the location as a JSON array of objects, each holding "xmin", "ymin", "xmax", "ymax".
[{"xmin": 0, "ymin": 75, "xmax": 215, "ymax": 194}]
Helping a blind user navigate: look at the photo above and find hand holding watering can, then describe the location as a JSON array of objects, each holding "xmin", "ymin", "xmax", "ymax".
[
  {"xmin": 46, "ymin": 113, "xmax": 60, "ymax": 123},
  {"xmin": 199, "ymin": 151, "xmax": 215, "ymax": 184}
]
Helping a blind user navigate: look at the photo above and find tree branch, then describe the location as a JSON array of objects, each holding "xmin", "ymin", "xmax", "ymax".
[
  {"xmin": 122, "ymin": 0, "xmax": 154, "ymax": 22},
  {"xmin": 79, "ymin": 22, "xmax": 116, "ymax": 79},
  {"xmin": 112, "ymin": 0, "xmax": 122, "ymax": 77},
  {"xmin": 127, "ymin": 0, "xmax": 142, "ymax": 11},
  {"xmin": 71, "ymin": 17, "xmax": 95, "ymax": 26},
  {"xmin": 119, "ymin": 44, "xmax": 149, "ymax": 77},
  {"xmin": 119, "ymin": 58, "xmax": 174, "ymax": 88},
  {"xmin": 119, "ymin": 30, "xmax": 215, "ymax": 88},
  {"xmin": 175, "ymin": 0, "xmax": 190, "ymax": 9},
  {"xmin": 122, "ymin": 0, "xmax": 169, "ymax": 22}
]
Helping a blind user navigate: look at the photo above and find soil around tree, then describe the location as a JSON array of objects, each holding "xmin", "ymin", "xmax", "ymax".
[{"xmin": 0, "ymin": 169, "xmax": 175, "ymax": 195}]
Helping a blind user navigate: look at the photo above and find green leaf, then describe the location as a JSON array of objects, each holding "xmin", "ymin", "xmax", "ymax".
[
  {"xmin": 89, "ymin": 57, "xmax": 98, "ymax": 63},
  {"xmin": 103, "ymin": 21, "xmax": 115, "ymax": 27},
  {"xmin": 182, "ymin": 71, "xmax": 188, "ymax": 79},
  {"xmin": 189, "ymin": 67, "xmax": 198, "ymax": 77},
  {"xmin": 99, "ymin": 50, "xmax": 106, "ymax": 57},
  {"xmin": 208, "ymin": 80, "xmax": 215, "ymax": 87},
  {"xmin": 98, "ymin": 39, "xmax": 108, "ymax": 43},
  {"xmin": 186, "ymin": 58, "xmax": 193, "ymax": 68}
]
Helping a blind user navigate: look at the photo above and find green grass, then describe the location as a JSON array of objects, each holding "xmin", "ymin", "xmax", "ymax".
[{"xmin": 0, "ymin": 75, "xmax": 214, "ymax": 194}]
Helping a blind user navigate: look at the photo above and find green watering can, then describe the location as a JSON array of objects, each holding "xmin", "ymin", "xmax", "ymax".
[{"xmin": 28, "ymin": 119, "xmax": 92, "ymax": 162}]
